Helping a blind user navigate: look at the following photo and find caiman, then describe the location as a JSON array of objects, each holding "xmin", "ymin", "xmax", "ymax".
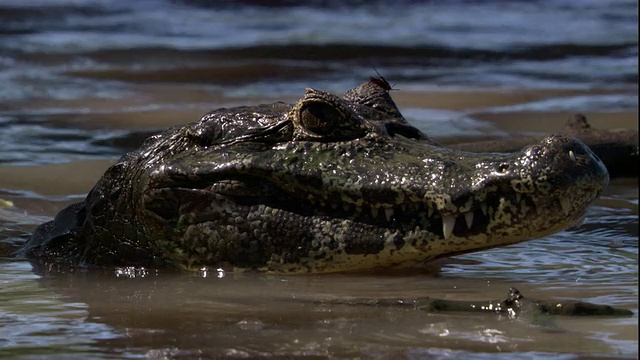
[{"xmin": 21, "ymin": 78, "xmax": 609, "ymax": 273}]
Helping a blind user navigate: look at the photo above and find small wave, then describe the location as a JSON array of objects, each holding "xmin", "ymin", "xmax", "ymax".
[{"xmin": 475, "ymin": 94, "xmax": 638, "ymax": 113}]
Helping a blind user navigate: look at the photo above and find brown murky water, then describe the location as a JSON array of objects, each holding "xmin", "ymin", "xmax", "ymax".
[
  {"xmin": 0, "ymin": 1, "xmax": 637, "ymax": 359},
  {"xmin": 0, "ymin": 238, "xmax": 637, "ymax": 359}
]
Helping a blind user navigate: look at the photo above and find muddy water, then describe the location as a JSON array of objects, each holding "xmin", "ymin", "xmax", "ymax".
[
  {"xmin": 0, "ymin": 199, "xmax": 637, "ymax": 359},
  {"xmin": 0, "ymin": 0, "xmax": 638, "ymax": 359}
]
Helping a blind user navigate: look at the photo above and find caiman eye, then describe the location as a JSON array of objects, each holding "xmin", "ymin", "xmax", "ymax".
[
  {"xmin": 300, "ymin": 102, "xmax": 341, "ymax": 135},
  {"xmin": 297, "ymin": 101, "xmax": 367, "ymax": 141}
]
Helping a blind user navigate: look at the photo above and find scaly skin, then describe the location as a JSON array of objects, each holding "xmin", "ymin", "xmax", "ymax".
[{"xmin": 22, "ymin": 79, "xmax": 609, "ymax": 272}]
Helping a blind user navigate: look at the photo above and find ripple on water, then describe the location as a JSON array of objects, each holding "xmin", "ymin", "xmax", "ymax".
[
  {"xmin": 444, "ymin": 203, "xmax": 637, "ymax": 284},
  {"xmin": 0, "ymin": 261, "xmax": 122, "ymax": 358}
]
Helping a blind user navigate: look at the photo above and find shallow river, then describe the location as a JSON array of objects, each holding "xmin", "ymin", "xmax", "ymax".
[{"xmin": 0, "ymin": 1, "xmax": 637, "ymax": 359}]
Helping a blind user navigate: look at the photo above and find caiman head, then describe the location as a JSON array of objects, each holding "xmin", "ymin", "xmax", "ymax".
[{"xmin": 24, "ymin": 79, "xmax": 609, "ymax": 272}]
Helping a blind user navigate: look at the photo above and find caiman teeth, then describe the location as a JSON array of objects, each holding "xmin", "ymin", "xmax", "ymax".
[
  {"xmin": 559, "ymin": 197, "xmax": 571, "ymax": 216},
  {"xmin": 464, "ymin": 212, "xmax": 474, "ymax": 229},
  {"xmin": 385, "ymin": 208, "xmax": 394, "ymax": 222},
  {"xmin": 480, "ymin": 203, "xmax": 488, "ymax": 216},
  {"xmin": 443, "ymin": 215, "xmax": 455, "ymax": 239}
]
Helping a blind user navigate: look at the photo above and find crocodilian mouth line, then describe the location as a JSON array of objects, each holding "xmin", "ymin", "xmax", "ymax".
[
  {"xmin": 202, "ymin": 180, "xmax": 585, "ymax": 239},
  {"xmin": 302, "ymin": 192, "xmax": 582, "ymax": 240}
]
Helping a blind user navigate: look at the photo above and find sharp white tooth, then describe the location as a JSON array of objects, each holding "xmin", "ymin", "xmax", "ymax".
[
  {"xmin": 371, "ymin": 207, "xmax": 379, "ymax": 218},
  {"xmin": 480, "ymin": 203, "xmax": 488, "ymax": 216},
  {"xmin": 428, "ymin": 207, "xmax": 434, "ymax": 217},
  {"xmin": 385, "ymin": 208, "xmax": 394, "ymax": 221},
  {"xmin": 442, "ymin": 215, "xmax": 455, "ymax": 239},
  {"xmin": 464, "ymin": 212, "xmax": 474, "ymax": 229},
  {"xmin": 559, "ymin": 198, "xmax": 571, "ymax": 216}
]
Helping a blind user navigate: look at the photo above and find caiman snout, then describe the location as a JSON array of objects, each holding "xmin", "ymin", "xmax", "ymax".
[
  {"xmin": 488, "ymin": 134, "xmax": 609, "ymax": 238},
  {"xmin": 518, "ymin": 134, "xmax": 609, "ymax": 194}
]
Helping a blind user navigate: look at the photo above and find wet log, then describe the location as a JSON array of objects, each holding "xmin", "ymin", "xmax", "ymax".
[
  {"xmin": 321, "ymin": 287, "xmax": 633, "ymax": 317},
  {"xmin": 449, "ymin": 114, "xmax": 638, "ymax": 178},
  {"xmin": 416, "ymin": 287, "xmax": 633, "ymax": 317}
]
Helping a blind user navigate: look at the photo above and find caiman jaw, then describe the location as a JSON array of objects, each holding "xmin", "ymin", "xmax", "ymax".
[{"xmin": 268, "ymin": 179, "xmax": 600, "ymax": 243}]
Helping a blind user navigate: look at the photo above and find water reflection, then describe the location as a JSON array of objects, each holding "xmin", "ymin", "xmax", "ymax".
[{"xmin": 0, "ymin": 248, "xmax": 635, "ymax": 359}]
